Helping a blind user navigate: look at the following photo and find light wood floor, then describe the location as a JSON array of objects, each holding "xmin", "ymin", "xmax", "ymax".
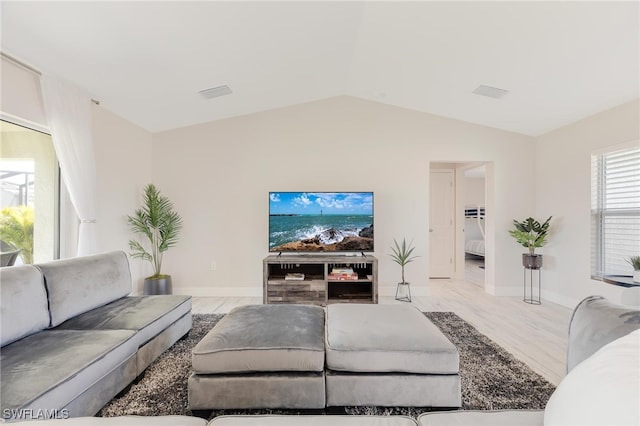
[{"xmin": 192, "ymin": 278, "xmax": 572, "ymax": 386}]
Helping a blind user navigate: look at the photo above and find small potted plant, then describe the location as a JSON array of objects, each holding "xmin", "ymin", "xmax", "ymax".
[
  {"xmin": 627, "ymin": 256, "xmax": 640, "ymax": 283},
  {"xmin": 128, "ymin": 184, "xmax": 183, "ymax": 295},
  {"xmin": 390, "ymin": 238, "xmax": 418, "ymax": 302},
  {"xmin": 509, "ymin": 216, "xmax": 552, "ymax": 269}
]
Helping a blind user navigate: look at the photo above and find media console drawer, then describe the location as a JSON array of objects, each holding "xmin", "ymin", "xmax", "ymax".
[{"xmin": 263, "ymin": 255, "xmax": 378, "ymax": 305}]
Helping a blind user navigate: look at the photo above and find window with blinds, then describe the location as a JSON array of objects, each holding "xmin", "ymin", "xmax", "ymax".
[{"xmin": 591, "ymin": 144, "xmax": 640, "ymax": 278}]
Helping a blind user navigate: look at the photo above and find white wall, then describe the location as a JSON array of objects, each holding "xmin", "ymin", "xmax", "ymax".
[
  {"xmin": 152, "ymin": 96, "xmax": 535, "ymax": 297},
  {"xmin": 464, "ymin": 177, "xmax": 486, "ymax": 208},
  {"xmin": 92, "ymin": 106, "xmax": 153, "ymax": 293},
  {"xmin": 535, "ymin": 99, "xmax": 640, "ymax": 307}
]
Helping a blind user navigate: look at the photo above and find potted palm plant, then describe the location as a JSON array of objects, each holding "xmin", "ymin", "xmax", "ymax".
[
  {"xmin": 390, "ymin": 238, "xmax": 418, "ymax": 302},
  {"xmin": 128, "ymin": 184, "xmax": 183, "ymax": 295},
  {"xmin": 509, "ymin": 216, "xmax": 552, "ymax": 269},
  {"xmin": 627, "ymin": 256, "xmax": 640, "ymax": 283}
]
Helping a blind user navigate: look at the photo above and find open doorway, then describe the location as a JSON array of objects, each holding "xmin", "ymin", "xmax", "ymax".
[
  {"xmin": 461, "ymin": 165, "xmax": 486, "ymax": 286},
  {"xmin": 429, "ymin": 161, "xmax": 493, "ymax": 290}
]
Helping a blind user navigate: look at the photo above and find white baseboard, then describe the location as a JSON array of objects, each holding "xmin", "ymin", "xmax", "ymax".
[
  {"xmin": 490, "ymin": 286, "xmax": 522, "ymax": 297},
  {"xmin": 174, "ymin": 287, "xmax": 263, "ymax": 297},
  {"xmin": 487, "ymin": 285, "xmax": 576, "ymax": 308},
  {"xmin": 172, "ymin": 286, "xmax": 430, "ymax": 298},
  {"xmin": 378, "ymin": 285, "xmax": 429, "ymax": 297},
  {"xmin": 540, "ymin": 289, "xmax": 577, "ymax": 309}
]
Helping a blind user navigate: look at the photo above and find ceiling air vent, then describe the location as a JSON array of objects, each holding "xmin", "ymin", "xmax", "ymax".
[
  {"xmin": 472, "ymin": 85, "xmax": 509, "ymax": 99},
  {"xmin": 199, "ymin": 85, "xmax": 232, "ymax": 99}
]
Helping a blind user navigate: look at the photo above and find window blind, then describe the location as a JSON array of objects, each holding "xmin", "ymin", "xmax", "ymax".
[{"xmin": 591, "ymin": 145, "xmax": 640, "ymax": 278}]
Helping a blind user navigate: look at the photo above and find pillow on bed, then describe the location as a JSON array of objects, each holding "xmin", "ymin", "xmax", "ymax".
[{"xmin": 544, "ymin": 329, "xmax": 640, "ymax": 426}]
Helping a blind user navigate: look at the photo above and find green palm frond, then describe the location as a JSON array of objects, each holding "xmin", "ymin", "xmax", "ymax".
[
  {"xmin": 390, "ymin": 238, "xmax": 418, "ymax": 283},
  {"xmin": 627, "ymin": 256, "xmax": 640, "ymax": 271},
  {"xmin": 127, "ymin": 184, "xmax": 183, "ymax": 277},
  {"xmin": 0, "ymin": 205, "xmax": 34, "ymax": 264}
]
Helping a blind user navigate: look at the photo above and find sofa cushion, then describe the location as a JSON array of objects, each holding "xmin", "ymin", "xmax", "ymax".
[
  {"xmin": 567, "ymin": 295, "xmax": 640, "ymax": 372},
  {"xmin": 325, "ymin": 371, "xmax": 461, "ymax": 407},
  {"xmin": 1, "ymin": 329, "xmax": 137, "ymax": 415},
  {"xmin": 544, "ymin": 329, "xmax": 640, "ymax": 426},
  {"xmin": 192, "ymin": 304, "xmax": 325, "ymax": 373},
  {"xmin": 417, "ymin": 410, "xmax": 544, "ymax": 426},
  {"xmin": 36, "ymin": 251, "xmax": 132, "ymax": 327},
  {"xmin": 0, "ymin": 265, "xmax": 49, "ymax": 346},
  {"xmin": 54, "ymin": 295, "xmax": 192, "ymax": 348},
  {"xmin": 8, "ymin": 416, "xmax": 207, "ymax": 425},
  {"xmin": 325, "ymin": 304, "xmax": 459, "ymax": 374},
  {"xmin": 209, "ymin": 415, "xmax": 419, "ymax": 425},
  {"xmin": 188, "ymin": 372, "xmax": 326, "ymax": 410}
]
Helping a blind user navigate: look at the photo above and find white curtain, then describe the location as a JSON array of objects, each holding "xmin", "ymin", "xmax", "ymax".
[{"xmin": 40, "ymin": 74, "xmax": 97, "ymax": 256}]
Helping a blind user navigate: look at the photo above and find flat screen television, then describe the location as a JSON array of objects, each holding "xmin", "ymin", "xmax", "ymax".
[{"xmin": 269, "ymin": 192, "xmax": 374, "ymax": 252}]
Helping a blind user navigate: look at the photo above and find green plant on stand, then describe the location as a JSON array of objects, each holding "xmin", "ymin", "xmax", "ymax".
[
  {"xmin": 128, "ymin": 184, "xmax": 183, "ymax": 295},
  {"xmin": 627, "ymin": 256, "xmax": 640, "ymax": 283},
  {"xmin": 0, "ymin": 205, "xmax": 34, "ymax": 264},
  {"xmin": 390, "ymin": 238, "xmax": 418, "ymax": 302},
  {"xmin": 509, "ymin": 216, "xmax": 552, "ymax": 269}
]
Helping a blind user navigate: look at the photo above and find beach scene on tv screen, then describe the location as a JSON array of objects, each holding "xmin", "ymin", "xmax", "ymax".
[{"xmin": 269, "ymin": 192, "xmax": 374, "ymax": 252}]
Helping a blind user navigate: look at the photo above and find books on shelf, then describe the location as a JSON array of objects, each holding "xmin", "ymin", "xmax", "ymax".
[
  {"xmin": 328, "ymin": 274, "xmax": 359, "ymax": 281},
  {"xmin": 285, "ymin": 273, "xmax": 305, "ymax": 280},
  {"xmin": 328, "ymin": 267, "xmax": 359, "ymax": 281}
]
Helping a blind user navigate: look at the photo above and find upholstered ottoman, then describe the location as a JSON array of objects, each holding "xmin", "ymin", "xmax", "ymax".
[
  {"xmin": 188, "ymin": 304, "xmax": 326, "ymax": 409},
  {"xmin": 209, "ymin": 415, "xmax": 419, "ymax": 425},
  {"xmin": 325, "ymin": 304, "xmax": 461, "ymax": 407}
]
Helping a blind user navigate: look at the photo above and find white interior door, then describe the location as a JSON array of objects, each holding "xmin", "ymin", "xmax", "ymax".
[{"xmin": 430, "ymin": 169, "xmax": 454, "ymax": 278}]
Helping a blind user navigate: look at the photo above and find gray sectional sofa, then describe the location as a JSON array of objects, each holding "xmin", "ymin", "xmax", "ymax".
[
  {"xmin": 0, "ymin": 251, "xmax": 192, "ymax": 422},
  {"xmin": 3, "ymin": 290, "xmax": 638, "ymax": 425}
]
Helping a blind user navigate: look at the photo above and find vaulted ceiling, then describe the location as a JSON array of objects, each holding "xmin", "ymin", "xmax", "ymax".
[{"xmin": 2, "ymin": 1, "xmax": 638, "ymax": 136}]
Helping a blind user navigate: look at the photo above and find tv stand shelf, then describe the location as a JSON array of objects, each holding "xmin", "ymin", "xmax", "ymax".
[{"xmin": 263, "ymin": 254, "xmax": 378, "ymax": 305}]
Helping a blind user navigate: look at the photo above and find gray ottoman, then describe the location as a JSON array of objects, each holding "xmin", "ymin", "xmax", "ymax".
[
  {"xmin": 209, "ymin": 415, "xmax": 419, "ymax": 425},
  {"xmin": 325, "ymin": 304, "xmax": 461, "ymax": 407},
  {"xmin": 188, "ymin": 304, "xmax": 326, "ymax": 409}
]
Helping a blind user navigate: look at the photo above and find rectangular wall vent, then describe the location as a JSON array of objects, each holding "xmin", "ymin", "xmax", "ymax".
[{"xmin": 199, "ymin": 85, "xmax": 232, "ymax": 99}]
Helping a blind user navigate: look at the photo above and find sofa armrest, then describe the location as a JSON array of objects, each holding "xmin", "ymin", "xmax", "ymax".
[
  {"xmin": 567, "ymin": 295, "xmax": 640, "ymax": 372},
  {"xmin": 417, "ymin": 410, "xmax": 544, "ymax": 426}
]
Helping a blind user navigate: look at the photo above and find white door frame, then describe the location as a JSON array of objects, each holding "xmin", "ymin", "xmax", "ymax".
[
  {"xmin": 453, "ymin": 162, "xmax": 495, "ymax": 293},
  {"xmin": 429, "ymin": 161, "xmax": 495, "ymax": 293}
]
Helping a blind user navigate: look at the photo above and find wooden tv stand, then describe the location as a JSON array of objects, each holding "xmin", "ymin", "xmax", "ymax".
[{"xmin": 263, "ymin": 254, "xmax": 378, "ymax": 305}]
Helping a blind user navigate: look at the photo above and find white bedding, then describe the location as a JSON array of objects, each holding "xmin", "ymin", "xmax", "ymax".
[{"xmin": 465, "ymin": 240, "xmax": 485, "ymax": 257}]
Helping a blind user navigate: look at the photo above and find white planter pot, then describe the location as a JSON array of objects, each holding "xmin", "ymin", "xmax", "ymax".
[{"xmin": 633, "ymin": 270, "xmax": 640, "ymax": 283}]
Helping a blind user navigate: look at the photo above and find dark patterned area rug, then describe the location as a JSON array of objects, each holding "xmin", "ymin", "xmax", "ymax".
[{"xmin": 99, "ymin": 312, "xmax": 555, "ymax": 420}]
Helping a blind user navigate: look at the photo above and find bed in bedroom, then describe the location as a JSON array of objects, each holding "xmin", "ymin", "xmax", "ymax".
[
  {"xmin": 465, "ymin": 239, "xmax": 485, "ymax": 257},
  {"xmin": 465, "ymin": 205, "xmax": 485, "ymax": 258}
]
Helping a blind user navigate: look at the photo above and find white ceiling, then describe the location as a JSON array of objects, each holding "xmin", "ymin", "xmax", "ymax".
[{"xmin": 2, "ymin": 1, "xmax": 638, "ymax": 136}]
